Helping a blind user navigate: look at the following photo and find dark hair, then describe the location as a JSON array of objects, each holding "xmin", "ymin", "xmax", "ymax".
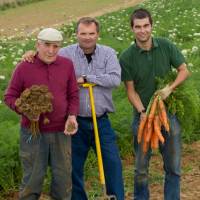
[
  {"xmin": 76, "ymin": 17, "xmax": 100, "ymax": 33},
  {"xmin": 130, "ymin": 8, "xmax": 152, "ymax": 27}
]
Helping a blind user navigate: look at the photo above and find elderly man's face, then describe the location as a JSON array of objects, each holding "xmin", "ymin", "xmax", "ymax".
[
  {"xmin": 36, "ymin": 41, "xmax": 61, "ymax": 64},
  {"xmin": 76, "ymin": 22, "xmax": 99, "ymax": 53}
]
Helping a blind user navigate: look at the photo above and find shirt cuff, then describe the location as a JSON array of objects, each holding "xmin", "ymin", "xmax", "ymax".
[{"xmin": 86, "ymin": 74, "xmax": 96, "ymax": 83}]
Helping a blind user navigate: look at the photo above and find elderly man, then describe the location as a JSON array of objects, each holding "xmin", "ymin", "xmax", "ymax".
[
  {"xmin": 22, "ymin": 17, "xmax": 124, "ymax": 200},
  {"xmin": 4, "ymin": 28, "xmax": 79, "ymax": 200}
]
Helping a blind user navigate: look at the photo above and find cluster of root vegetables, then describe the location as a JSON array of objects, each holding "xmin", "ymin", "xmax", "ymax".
[
  {"xmin": 15, "ymin": 85, "xmax": 53, "ymax": 136},
  {"xmin": 137, "ymin": 95, "xmax": 170, "ymax": 153}
]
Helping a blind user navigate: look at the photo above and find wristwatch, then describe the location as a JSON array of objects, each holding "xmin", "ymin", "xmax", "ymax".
[
  {"xmin": 139, "ymin": 109, "xmax": 146, "ymax": 114},
  {"xmin": 82, "ymin": 75, "xmax": 87, "ymax": 83}
]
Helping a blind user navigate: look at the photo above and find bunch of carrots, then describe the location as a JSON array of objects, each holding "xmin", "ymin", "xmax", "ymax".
[
  {"xmin": 137, "ymin": 95, "xmax": 170, "ymax": 153},
  {"xmin": 15, "ymin": 85, "xmax": 53, "ymax": 137}
]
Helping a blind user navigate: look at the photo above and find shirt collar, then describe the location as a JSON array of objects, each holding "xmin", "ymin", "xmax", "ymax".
[
  {"xmin": 77, "ymin": 44, "xmax": 98, "ymax": 57},
  {"xmin": 133, "ymin": 37, "xmax": 158, "ymax": 53}
]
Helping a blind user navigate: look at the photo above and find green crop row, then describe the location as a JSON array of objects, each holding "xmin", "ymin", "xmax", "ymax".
[{"xmin": 0, "ymin": 0, "xmax": 46, "ymax": 11}]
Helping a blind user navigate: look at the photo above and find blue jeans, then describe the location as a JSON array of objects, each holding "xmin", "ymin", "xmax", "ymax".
[
  {"xmin": 132, "ymin": 114, "xmax": 181, "ymax": 200},
  {"xmin": 19, "ymin": 127, "xmax": 72, "ymax": 200},
  {"xmin": 71, "ymin": 114, "xmax": 124, "ymax": 200}
]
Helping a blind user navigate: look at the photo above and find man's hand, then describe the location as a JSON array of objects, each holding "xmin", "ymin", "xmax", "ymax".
[
  {"xmin": 22, "ymin": 50, "xmax": 36, "ymax": 63},
  {"xmin": 24, "ymin": 112, "xmax": 40, "ymax": 122},
  {"xmin": 140, "ymin": 112, "xmax": 147, "ymax": 121},
  {"xmin": 77, "ymin": 76, "xmax": 85, "ymax": 84},
  {"xmin": 157, "ymin": 84, "xmax": 172, "ymax": 100},
  {"xmin": 64, "ymin": 115, "xmax": 78, "ymax": 135},
  {"xmin": 77, "ymin": 75, "xmax": 87, "ymax": 84}
]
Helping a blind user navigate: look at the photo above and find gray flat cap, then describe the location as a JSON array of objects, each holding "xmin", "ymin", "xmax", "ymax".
[{"xmin": 37, "ymin": 28, "xmax": 63, "ymax": 42}]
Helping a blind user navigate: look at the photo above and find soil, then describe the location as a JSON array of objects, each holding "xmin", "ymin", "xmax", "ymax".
[
  {"xmin": 125, "ymin": 141, "xmax": 200, "ymax": 200},
  {"xmin": 3, "ymin": 141, "xmax": 200, "ymax": 200},
  {"xmin": 0, "ymin": 0, "xmax": 144, "ymax": 37}
]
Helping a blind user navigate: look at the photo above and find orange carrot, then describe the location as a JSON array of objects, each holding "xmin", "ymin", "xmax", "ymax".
[
  {"xmin": 158, "ymin": 98, "xmax": 170, "ymax": 132},
  {"xmin": 137, "ymin": 115, "xmax": 147, "ymax": 143},
  {"xmin": 147, "ymin": 95, "xmax": 158, "ymax": 130},
  {"xmin": 158, "ymin": 106, "xmax": 164, "ymax": 126},
  {"xmin": 143, "ymin": 141, "xmax": 149, "ymax": 153},
  {"xmin": 142, "ymin": 123, "xmax": 149, "ymax": 153},
  {"xmin": 150, "ymin": 132, "xmax": 159, "ymax": 150},
  {"xmin": 146, "ymin": 119, "xmax": 153, "ymax": 142},
  {"xmin": 153, "ymin": 115, "xmax": 165, "ymax": 144}
]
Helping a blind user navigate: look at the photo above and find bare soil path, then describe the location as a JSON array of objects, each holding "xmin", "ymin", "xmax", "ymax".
[{"xmin": 0, "ymin": 0, "xmax": 144, "ymax": 37}]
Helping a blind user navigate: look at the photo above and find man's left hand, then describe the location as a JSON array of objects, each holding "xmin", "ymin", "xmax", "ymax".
[
  {"xmin": 157, "ymin": 84, "xmax": 172, "ymax": 100},
  {"xmin": 64, "ymin": 115, "xmax": 78, "ymax": 135}
]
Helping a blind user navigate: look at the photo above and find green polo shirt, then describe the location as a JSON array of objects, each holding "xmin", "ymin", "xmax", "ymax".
[{"xmin": 119, "ymin": 37, "xmax": 185, "ymax": 109}]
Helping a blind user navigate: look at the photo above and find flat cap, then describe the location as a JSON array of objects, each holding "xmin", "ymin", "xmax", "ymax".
[{"xmin": 37, "ymin": 28, "xmax": 63, "ymax": 42}]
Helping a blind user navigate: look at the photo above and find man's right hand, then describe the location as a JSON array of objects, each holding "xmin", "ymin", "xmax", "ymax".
[
  {"xmin": 140, "ymin": 112, "xmax": 147, "ymax": 121},
  {"xmin": 22, "ymin": 50, "xmax": 36, "ymax": 63}
]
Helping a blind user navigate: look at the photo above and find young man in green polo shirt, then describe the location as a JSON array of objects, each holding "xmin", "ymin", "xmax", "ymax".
[{"xmin": 119, "ymin": 8, "xmax": 189, "ymax": 200}]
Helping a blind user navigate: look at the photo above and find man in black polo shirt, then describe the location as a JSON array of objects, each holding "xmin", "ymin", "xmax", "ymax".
[{"xmin": 120, "ymin": 8, "xmax": 189, "ymax": 200}]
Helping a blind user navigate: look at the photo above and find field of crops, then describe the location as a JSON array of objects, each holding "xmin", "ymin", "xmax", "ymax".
[
  {"xmin": 0, "ymin": 0, "xmax": 200, "ymax": 199},
  {"xmin": 0, "ymin": 0, "xmax": 45, "ymax": 10}
]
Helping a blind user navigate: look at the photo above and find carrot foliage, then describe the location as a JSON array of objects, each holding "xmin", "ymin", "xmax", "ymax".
[{"xmin": 156, "ymin": 71, "xmax": 200, "ymax": 142}]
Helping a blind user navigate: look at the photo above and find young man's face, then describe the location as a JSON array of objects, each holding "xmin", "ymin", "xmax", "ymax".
[
  {"xmin": 76, "ymin": 22, "xmax": 99, "ymax": 52},
  {"xmin": 36, "ymin": 41, "xmax": 60, "ymax": 64},
  {"xmin": 132, "ymin": 17, "xmax": 152, "ymax": 43}
]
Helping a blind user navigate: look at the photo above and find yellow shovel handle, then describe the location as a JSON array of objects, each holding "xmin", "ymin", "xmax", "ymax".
[
  {"xmin": 81, "ymin": 83, "xmax": 105, "ymax": 185},
  {"xmin": 88, "ymin": 85, "xmax": 105, "ymax": 185}
]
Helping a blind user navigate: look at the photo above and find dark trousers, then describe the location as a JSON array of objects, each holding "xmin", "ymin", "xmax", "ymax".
[
  {"xmin": 19, "ymin": 127, "xmax": 72, "ymax": 200},
  {"xmin": 132, "ymin": 114, "xmax": 181, "ymax": 200},
  {"xmin": 71, "ymin": 114, "xmax": 124, "ymax": 200}
]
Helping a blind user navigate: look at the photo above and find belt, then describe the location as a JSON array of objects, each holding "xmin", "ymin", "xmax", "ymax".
[{"xmin": 77, "ymin": 113, "xmax": 107, "ymax": 120}]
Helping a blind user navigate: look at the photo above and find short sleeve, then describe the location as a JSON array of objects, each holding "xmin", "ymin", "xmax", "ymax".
[
  {"xmin": 169, "ymin": 42, "xmax": 186, "ymax": 68},
  {"xmin": 119, "ymin": 55, "xmax": 133, "ymax": 81}
]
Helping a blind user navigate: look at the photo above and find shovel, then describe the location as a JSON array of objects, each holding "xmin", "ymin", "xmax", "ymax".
[{"xmin": 81, "ymin": 83, "xmax": 116, "ymax": 200}]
